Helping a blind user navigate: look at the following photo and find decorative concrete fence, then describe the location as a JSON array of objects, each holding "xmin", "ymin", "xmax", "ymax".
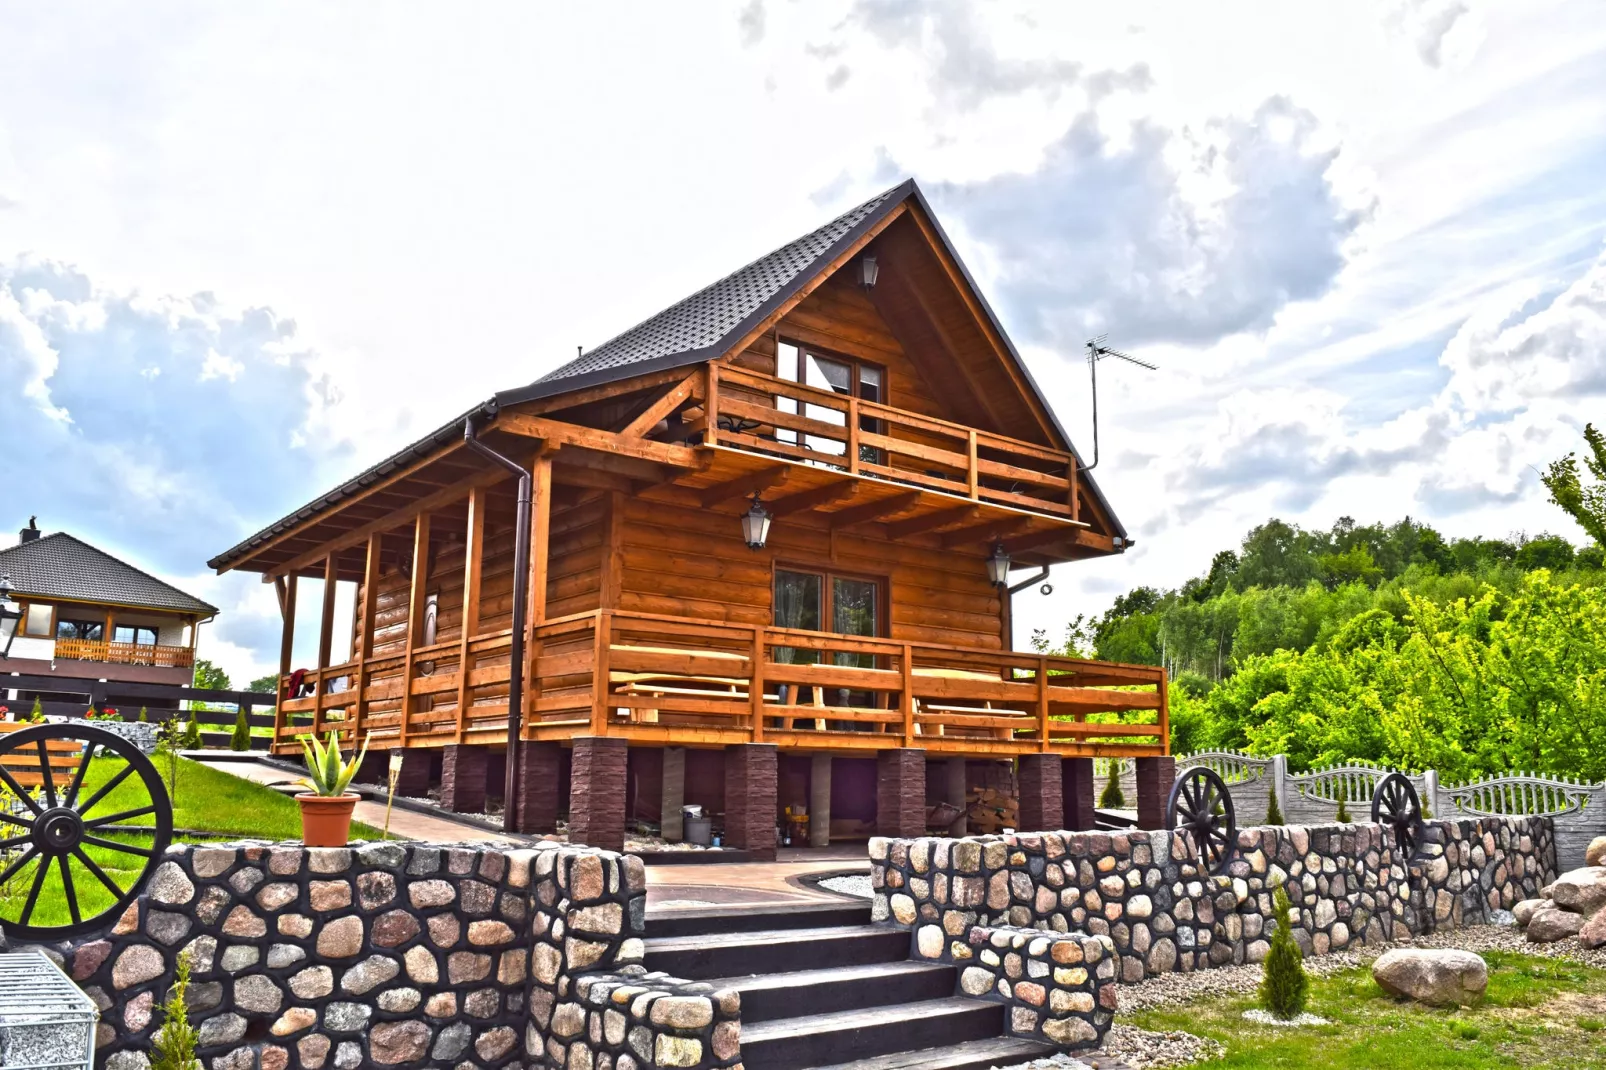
[
  {"xmin": 1177, "ymin": 751, "xmax": 1605, "ymax": 871},
  {"xmin": 27, "ymin": 842, "xmax": 738, "ymax": 1070},
  {"xmin": 872, "ymin": 815, "xmax": 1556, "ymax": 1016}
]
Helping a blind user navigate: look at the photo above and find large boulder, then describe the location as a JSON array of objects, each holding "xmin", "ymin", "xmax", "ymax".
[
  {"xmin": 1581, "ymin": 907, "xmax": 1606, "ymax": 950},
  {"xmin": 1586, "ymin": 837, "xmax": 1606, "ymax": 868},
  {"xmin": 1372, "ymin": 949, "xmax": 1488, "ymax": 1006},
  {"xmin": 1550, "ymin": 868, "xmax": 1606, "ymax": 916},
  {"xmin": 1512, "ymin": 899, "xmax": 1549, "ymax": 929},
  {"xmin": 1527, "ymin": 906, "xmax": 1586, "ymax": 943}
]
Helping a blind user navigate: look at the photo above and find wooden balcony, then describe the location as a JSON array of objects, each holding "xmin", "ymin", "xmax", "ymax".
[
  {"xmin": 681, "ymin": 364, "xmax": 1081, "ymax": 523},
  {"xmin": 52, "ymin": 637, "xmax": 195, "ymax": 670},
  {"xmin": 275, "ymin": 610, "xmax": 1167, "ymax": 760}
]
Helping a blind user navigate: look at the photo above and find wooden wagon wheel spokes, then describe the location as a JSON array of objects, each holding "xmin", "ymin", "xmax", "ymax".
[
  {"xmin": 0, "ymin": 723, "xmax": 172, "ymax": 939},
  {"xmin": 1165, "ymin": 767, "xmax": 1238, "ymax": 876},
  {"xmin": 1370, "ymin": 771, "xmax": 1423, "ymax": 857}
]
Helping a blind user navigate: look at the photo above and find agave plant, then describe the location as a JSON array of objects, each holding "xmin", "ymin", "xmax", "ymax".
[{"xmin": 297, "ymin": 730, "xmax": 371, "ymax": 797}]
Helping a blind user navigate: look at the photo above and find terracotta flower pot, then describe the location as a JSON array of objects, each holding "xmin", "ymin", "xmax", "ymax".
[{"xmin": 297, "ymin": 793, "xmax": 359, "ymax": 847}]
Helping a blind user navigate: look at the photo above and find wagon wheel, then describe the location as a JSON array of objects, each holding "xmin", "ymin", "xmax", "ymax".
[
  {"xmin": 0, "ymin": 723, "xmax": 172, "ymax": 939},
  {"xmin": 1371, "ymin": 772, "xmax": 1423, "ymax": 857},
  {"xmin": 1166, "ymin": 767, "xmax": 1237, "ymax": 876}
]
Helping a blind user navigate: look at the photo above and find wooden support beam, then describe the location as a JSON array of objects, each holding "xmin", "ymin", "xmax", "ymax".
[
  {"xmin": 399, "ymin": 513, "xmax": 431, "ymax": 748},
  {"xmin": 829, "ymin": 490, "xmax": 921, "ymax": 530},
  {"xmin": 495, "ymin": 412, "xmax": 701, "ymax": 469},
  {"xmin": 525, "ymin": 450, "xmax": 555, "ymax": 727},
  {"xmin": 1004, "ymin": 526, "xmax": 1111, "ymax": 555},
  {"xmin": 619, "ymin": 373, "xmax": 699, "ymax": 438},
  {"xmin": 278, "ymin": 576, "xmax": 299, "ymax": 678},
  {"xmin": 941, "ymin": 514, "xmax": 1035, "ymax": 549},
  {"xmin": 317, "ymin": 553, "xmax": 338, "ymax": 670},
  {"xmin": 455, "ymin": 486, "xmax": 487, "ymax": 742},
  {"xmin": 766, "ymin": 480, "xmax": 856, "ymax": 518},
  {"xmin": 273, "ymin": 575, "xmax": 288, "ymax": 619},
  {"xmin": 699, "ymin": 465, "xmax": 791, "ymax": 508},
  {"xmin": 354, "ymin": 532, "xmax": 381, "ymax": 740},
  {"xmin": 885, "ymin": 505, "xmax": 980, "ymax": 540}
]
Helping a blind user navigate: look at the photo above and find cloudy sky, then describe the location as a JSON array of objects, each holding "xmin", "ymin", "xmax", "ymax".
[{"xmin": 3, "ymin": 1, "xmax": 1605, "ymax": 683}]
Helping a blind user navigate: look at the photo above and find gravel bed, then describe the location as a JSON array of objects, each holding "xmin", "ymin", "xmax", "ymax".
[
  {"xmin": 1113, "ymin": 948, "xmax": 1372, "ymax": 1012},
  {"xmin": 818, "ymin": 873, "xmax": 873, "ymax": 898},
  {"xmin": 984, "ymin": 1051, "xmax": 1094, "ymax": 1070},
  {"xmin": 1097, "ymin": 1025, "xmax": 1224, "ymax": 1069}
]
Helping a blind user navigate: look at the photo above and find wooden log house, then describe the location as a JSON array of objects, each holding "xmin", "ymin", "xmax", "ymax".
[{"xmin": 207, "ymin": 180, "xmax": 1173, "ymax": 856}]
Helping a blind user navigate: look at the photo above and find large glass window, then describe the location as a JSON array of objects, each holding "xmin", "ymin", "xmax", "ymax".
[
  {"xmin": 56, "ymin": 619, "xmax": 104, "ymax": 641},
  {"xmin": 113, "ymin": 625, "xmax": 159, "ymax": 646},
  {"xmin": 774, "ymin": 568, "xmax": 883, "ymax": 714},
  {"xmin": 775, "ymin": 340, "xmax": 885, "ymax": 466}
]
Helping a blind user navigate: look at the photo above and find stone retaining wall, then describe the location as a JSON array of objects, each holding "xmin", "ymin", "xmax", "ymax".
[
  {"xmin": 32, "ymin": 841, "xmax": 726, "ymax": 1070},
  {"xmin": 872, "ymin": 817, "xmax": 1555, "ymax": 987}
]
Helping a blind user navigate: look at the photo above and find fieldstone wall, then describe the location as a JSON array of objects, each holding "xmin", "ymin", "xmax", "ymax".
[
  {"xmin": 872, "ymin": 816, "xmax": 1555, "ymax": 990},
  {"xmin": 31, "ymin": 840, "xmax": 728, "ymax": 1070},
  {"xmin": 910, "ymin": 924, "xmax": 1115, "ymax": 1049},
  {"xmin": 565, "ymin": 968, "xmax": 741, "ymax": 1070}
]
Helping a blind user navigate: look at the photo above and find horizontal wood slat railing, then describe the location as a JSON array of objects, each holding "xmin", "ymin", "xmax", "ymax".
[
  {"xmin": 690, "ymin": 364, "xmax": 1080, "ymax": 521},
  {"xmin": 278, "ymin": 610, "xmax": 1166, "ymax": 758},
  {"xmin": 51, "ymin": 637, "xmax": 195, "ymax": 669}
]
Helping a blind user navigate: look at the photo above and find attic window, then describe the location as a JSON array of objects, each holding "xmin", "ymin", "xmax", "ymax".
[
  {"xmin": 775, "ymin": 339, "xmax": 884, "ymax": 466},
  {"xmin": 22, "ymin": 604, "xmax": 52, "ymax": 638}
]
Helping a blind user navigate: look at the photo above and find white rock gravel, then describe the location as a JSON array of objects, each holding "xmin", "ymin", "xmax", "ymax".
[
  {"xmin": 1097, "ymin": 1025, "xmax": 1225, "ymax": 1068},
  {"xmin": 818, "ymin": 873, "xmax": 872, "ymax": 898},
  {"xmin": 1240, "ymin": 1008, "xmax": 1330, "ymax": 1026}
]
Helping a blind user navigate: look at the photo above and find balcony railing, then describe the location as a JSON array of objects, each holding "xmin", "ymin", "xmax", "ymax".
[
  {"xmin": 52, "ymin": 637, "xmax": 195, "ymax": 670},
  {"xmin": 682, "ymin": 365, "xmax": 1080, "ymax": 521},
  {"xmin": 275, "ymin": 610, "xmax": 1167, "ymax": 759}
]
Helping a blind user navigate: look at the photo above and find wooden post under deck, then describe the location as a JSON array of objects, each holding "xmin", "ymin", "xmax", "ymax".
[
  {"xmin": 524, "ymin": 449, "xmax": 555, "ymax": 729},
  {"xmin": 399, "ymin": 513, "xmax": 431, "ymax": 748},
  {"xmin": 353, "ymin": 533, "xmax": 381, "ymax": 741},
  {"xmin": 276, "ymin": 575, "xmax": 298, "ymax": 745},
  {"xmin": 315, "ymin": 553, "xmax": 337, "ymax": 735}
]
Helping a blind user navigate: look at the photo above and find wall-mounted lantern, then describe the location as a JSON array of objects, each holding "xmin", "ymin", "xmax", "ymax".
[
  {"xmin": 0, "ymin": 574, "xmax": 21, "ymax": 659},
  {"xmin": 741, "ymin": 496, "xmax": 772, "ymax": 550},
  {"xmin": 860, "ymin": 255, "xmax": 879, "ymax": 290},
  {"xmin": 986, "ymin": 543, "xmax": 1011, "ymax": 587}
]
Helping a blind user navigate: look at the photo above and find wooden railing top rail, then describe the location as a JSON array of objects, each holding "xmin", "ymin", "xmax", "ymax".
[{"xmin": 52, "ymin": 637, "xmax": 195, "ymax": 669}]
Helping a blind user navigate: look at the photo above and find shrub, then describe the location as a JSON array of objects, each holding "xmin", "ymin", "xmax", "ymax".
[
  {"xmin": 28, "ymin": 697, "xmax": 43, "ymax": 723},
  {"xmin": 1098, "ymin": 760, "xmax": 1125, "ymax": 809},
  {"xmin": 182, "ymin": 718, "xmax": 202, "ymax": 750},
  {"xmin": 1259, "ymin": 882, "xmax": 1310, "ymax": 1019},
  {"xmin": 1335, "ymin": 793, "xmax": 1351, "ymax": 823},
  {"xmin": 139, "ymin": 707, "xmax": 149, "ymax": 722},
  {"xmin": 150, "ymin": 950, "xmax": 199, "ymax": 1070},
  {"xmin": 1265, "ymin": 782, "xmax": 1285, "ymax": 825},
  {"xmin": 229, "ymin": 708, "xmax": 251, "ymax": 752}
]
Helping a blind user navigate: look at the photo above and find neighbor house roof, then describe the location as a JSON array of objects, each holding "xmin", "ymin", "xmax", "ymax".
[
  {"xmin": 1, "ymin": 532, "xmax": 219, "ymax": 616},
  {"xmin": 211, "ymin": 177, "xmax": 1125, "ymax": 572}
]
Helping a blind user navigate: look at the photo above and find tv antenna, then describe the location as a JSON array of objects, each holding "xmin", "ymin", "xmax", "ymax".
[{"xmin": 1082, "ymin": 336, "xmax": 1157, "ymax": 473}]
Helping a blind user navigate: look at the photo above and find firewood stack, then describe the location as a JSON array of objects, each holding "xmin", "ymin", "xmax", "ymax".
[{"xmin": 965, "ymin": 787, "xmax": 1019, "ymax": 834}]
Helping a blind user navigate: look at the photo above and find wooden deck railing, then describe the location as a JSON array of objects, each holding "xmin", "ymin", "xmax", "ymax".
[
  {"xmin": 52, "ymin": 637, "xmax": 195, "ymax": 669},
  {"xmin": 275, "ymin": 610, "xmax": 1167, "ymax": 759},
  {"xmin": 680, "ymin": 364, "xmax": 1080, "ymax": 520}
]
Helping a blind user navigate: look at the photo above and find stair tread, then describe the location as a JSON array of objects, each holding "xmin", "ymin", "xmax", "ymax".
[
  {"xmin": 740, "ymin": 997, "xmax": 999, "ymax": 1044},
  {"xmin": 808, "ymin": 1036, "xmax": 1058, "ymax": 1070},
  {"xmin": 708, "ymin": 960, "xmax": 951, "ymax": 993},
  {"xmin": 643, "ymin": 924, "xmax": 893, "ymax": 952}
]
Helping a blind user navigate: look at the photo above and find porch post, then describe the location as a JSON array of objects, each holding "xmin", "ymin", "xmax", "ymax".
[
  {"xmin": 809, "ymin": 754, "xmax": 832, "ymax": 847},
  {"xmin": 661, "ymin": 747, "xmax": 686, "ymax": 841},
  {"xmin": 317, "ymin": 552, "xmax": 337, "ymax": 670},
  {"xmin": 876, "ymin": 748, "xmax": 926, "ymax": 838},
  {"xmin": 276, "ymin": 575, "xmax": 298, "ymax": 744},
  {"xmin": 1062, "ymin": 757, "xmax": 1097, "ymax": 831},
  {"xmin": 439, "ymin": 744, "xmax": 489, "ymax": 813},
  {"xmin": 569, "ymin": 736, "xmax": 628, "ymax": 851},
  {"xmin": 352, "ymin": 533, "xmax": 381, "ymax": 740},
  {"xmin": 1135, "ymin": 756, "xmax": 1176, "ymax": 831},
  {"xmin": 514, "ymin": 741, "xmax": 564, "ymax": 834},
  {"xmin": 393, "ymin": 750, "xmax": 433, "ymax": 798},
  {"xmin": 725, "ymin": 743, "xmax": 779, "ymax": 861},
  {"xmin": 1018, "ymin": 754, "xmax": 1063, "ymax": 833},
  {"xmin": 945, "ymin": 758, "xmax": 969, "ymax": 835},
  {"xmin": 398, "ymin": 512, "xmax": 430, "ymax": 752},
  {"xmin": 455, "ymin": 485, "xmax": 487, "ymax": 742}
]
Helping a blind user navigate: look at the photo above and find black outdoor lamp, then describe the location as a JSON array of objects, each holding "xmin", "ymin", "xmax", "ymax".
[
  {"xmin": 986, "ymin": 543, "xmax": 1011, "ymax": 586},
  {"xmin": 741, "ymin": 495, "xmax": 772, "ymax": 550},
  {"xmin": 0, "ymin": 574, "xmax": 21, "ymax": 659},
  {"xmin": 860, "ymin": 255, "xmax": 879, "ymax": 289}
]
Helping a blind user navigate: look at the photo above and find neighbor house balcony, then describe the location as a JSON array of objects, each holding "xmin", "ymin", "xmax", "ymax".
[
  {"xmin": 52, "ymin": 637, "xmax": 197, "ymax": 670},
  {"xmin": 273, "ymin": 609, "xmax": 1166, "ymax": 759}
]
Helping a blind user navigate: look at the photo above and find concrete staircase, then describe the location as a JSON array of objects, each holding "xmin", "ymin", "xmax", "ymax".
[{"xmin": 643, "ymin": 903, "xmax": 1056, "ymax": 1070}]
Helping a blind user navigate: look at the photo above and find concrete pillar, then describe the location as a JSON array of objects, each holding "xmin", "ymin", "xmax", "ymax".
[
  {"xmin": 1018, "ymin": 754, "xmax": 1064, "ymax": 833},
  {"xmin": 661, "ymin": 747, "xmax": 686, "ymax": 841},
  {"xmin": 809, "ymin": 755, "xmax": 832, "ymax": 847},
  {"xmin": 1135, "ymin": 756, "xmax": 1177, "ymax": 832},
  {"xmin": 876, "ymin": 748, "xmax": 926, "ymax": 838},
  {"xmin": 945, "ymin": 758, "xmax": 969, "ymax": 836},
  {"xmin": 725, "ymin": 743, "xmax": 779, "ymax": 861},
  {"xmin": 510, "ymin": 741, "xmax": 564, "ymax": 834},
  {"xmin": 1062, "ymin": 757, "xmax": 1097, "ymax": 831},
  {"xmin": 568, "ymin": 737, "xmax": 629, "ymax": 851},
  {"xmin": 439, "ymin": 744, "xmax": 491, "ymax": 813},
  {"xmin": 392, "ymin": 748, "xmax": 432, "ymax": 798}
]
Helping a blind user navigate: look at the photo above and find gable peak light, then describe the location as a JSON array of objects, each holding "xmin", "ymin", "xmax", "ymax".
[
  {"xmin": 741, "ymin": 495, "xmax": 772, "ymax": 550},
  {"xmin": 859, "ymin": 255, "xmax": 879, "ymax": 290}
]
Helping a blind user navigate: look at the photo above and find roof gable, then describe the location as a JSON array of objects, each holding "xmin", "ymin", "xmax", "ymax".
[{"xmin": 1, "ymin": 532, "xmax": 218, "ymax": 616}]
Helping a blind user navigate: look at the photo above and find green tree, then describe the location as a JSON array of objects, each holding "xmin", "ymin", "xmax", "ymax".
[
  {"xmin": 1259, "ymin": 883, "xmax": 1309, "ymax": 1019},
  {"xmin": 28, "ymin": 696, "xmax": 43, "ymax": 723},
  {"xmin": 229, "ymin": 708, "xmax": 251, "ymax": 751},
  {"xmin": 1098, "ymin": 760, "xmax": 1125, "ymax": 809},
  {"xmin": 1265, "ymin": 782, "xmax": 1284, "ymax": 825},
  {"xmin": 150, "ymin": 950, "xmax": 199, "ymax": 1070},
  {"xmin": 182, "ymin": 718, "xmax": 202, "ymax": 750},
  {"xmin": 138, "ymin": 707, "xmax": 149, "ymax": 722},
  {"xmin": 1515, "ymin": 533, "xmax": 1576, "ymax": 571},
  {"xmin": 192, "ymin": 658, "xmax": 231, "ymax": 691},
  {"xmin": 246, "ymin": 673, "xmax": 279, "ymax": 695},
  {"xmin": 1543, "ymin": 422, "xmax": 1606, "ymax": 546}
]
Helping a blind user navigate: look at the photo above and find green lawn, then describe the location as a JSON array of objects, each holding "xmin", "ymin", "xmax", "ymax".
[
  {"xmin": 0, "ymin": 754, "xmax": 382, "ymax": 929},
  {"xmin": 1130, "ymin": 951, "xmax": 1606, "ymax": 1068}
]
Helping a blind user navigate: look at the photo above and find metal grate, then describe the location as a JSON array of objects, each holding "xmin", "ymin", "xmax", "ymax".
[{"xmin": 0, "ymin": 951, "xmax": 99, "ymax": 1070}]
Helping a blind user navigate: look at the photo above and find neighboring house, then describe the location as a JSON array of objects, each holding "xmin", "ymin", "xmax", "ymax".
[
  {"xmin": 1, "ymin": 517, "xmax": 218, "ymax": 690},
  {"xmin": 208, "ymin": 179, "xmax": 1172, "ymax": 853}
]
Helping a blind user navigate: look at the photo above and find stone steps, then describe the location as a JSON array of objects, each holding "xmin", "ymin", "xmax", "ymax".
[
  {"xmin": 642, "ymin": 924, "xmax": 909, "ymax": 980},
  {"xmin": 739, "ymin": 997, "xmax": 1010, "ymax": 1070},
  {"xmin": 809, "ymin": 1036, "xmax": 1059, "ymax": 1070},
  {"xmin": 645, "ymin": 901, "xmax": 870, "ymax": 938},
  {"xmin": 708, "ymin": 960, "xmax": 958, "ymax": 1022}
]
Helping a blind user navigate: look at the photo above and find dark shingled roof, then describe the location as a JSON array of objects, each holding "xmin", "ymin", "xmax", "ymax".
[{"xmin": 1, "ymin": 532, "xmax": 218, "ymax": 616}]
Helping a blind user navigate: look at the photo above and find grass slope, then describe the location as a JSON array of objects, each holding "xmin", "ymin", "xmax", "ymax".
[{"xmin": 1131, "ymin": 951, "xmax": 1606, "ymax": 1068}]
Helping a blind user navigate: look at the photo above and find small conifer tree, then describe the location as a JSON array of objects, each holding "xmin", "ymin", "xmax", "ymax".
[
  {"xmin": 150, "ymin": 950, "xmax": 199, "ymax": 1070},
  {"xmin": 1098, "ymin": 759, "xmax": 1125, "ymax": 809},
  {"xmin": 1259, "ymin": 882, "xmax": 1310, "ymax": 1019},
  {"xmin": 28, "ymin": 697, "xmax": 43, "ymax": 723},
  {"xmin": 139, "ymin": 707, "xmax": 149, "ymax": 722},
  {"xmin": 1334, "ymin": 790, "xmax": 1351, "ymax": 823},
  {"xmin": 182, "ymin": 717, "xmax": 202, "ymax": 750},
  {"xmin": 1265, "ymin": 782, "xmax": 1284, "ymax": 826},
  {"xmin": 229, "ymin": 708, "xmax": 250, "ymax": 751}
]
